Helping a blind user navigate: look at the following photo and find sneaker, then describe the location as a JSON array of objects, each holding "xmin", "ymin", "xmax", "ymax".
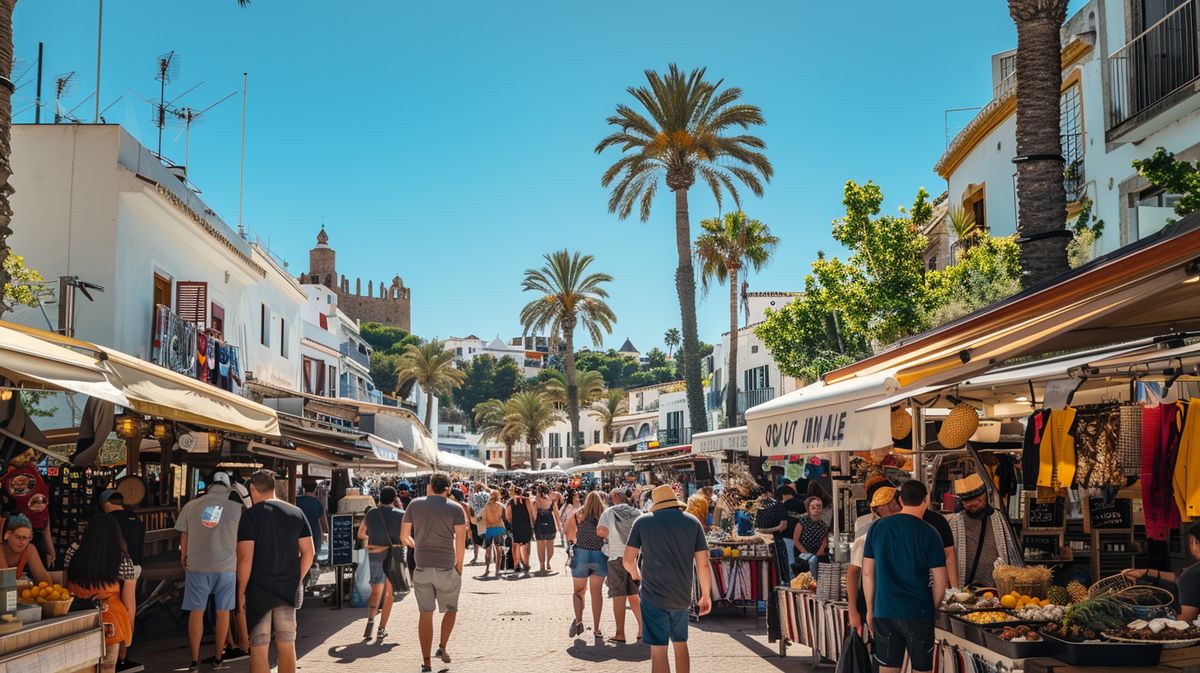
[
  {"xmin": 188, "ymin": 662, "xmax": 199, "ymax": 673},
  {"xmin": 212, "ymin": 660, "xmax": 227, "ymax": 671},
  {"xmin": 436, "ymin": 646, "xmax": 451, "ymax": 663},
  {"xmin": 222, "ymin": 647, "xmax": 249, "ymax": 663},
  {"xmin": 116, "ymin": 660, "xmax": 145, "ymax": 673},
  {"xmin": 363, "ymin": 619, "xmax": 375, "ymax": 639},
  {"xmin": 420, "ymin": 664, "xmax": 432, "ymax": 672},
  {"xmin": 376, "ymin": 629, "xmax": 389, "ymax": 640}
]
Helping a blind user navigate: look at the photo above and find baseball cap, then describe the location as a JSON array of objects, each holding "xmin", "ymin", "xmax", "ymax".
[
  {"xmin": 396, "ymin": 482, "xmax": 412, "ymax": 491},
  {"xmin": 99, "ymin": 489, "xmax": 122, "ymax": 504}
]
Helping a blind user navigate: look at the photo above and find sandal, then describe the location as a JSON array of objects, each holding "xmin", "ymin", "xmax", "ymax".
[{"xmin": 608, "ymin": 636, "xmax": 626, "ymax": 643}]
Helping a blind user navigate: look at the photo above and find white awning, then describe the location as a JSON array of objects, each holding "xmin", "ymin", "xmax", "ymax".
[
  {"xmin": 692, "ymin": 426, "xmax": 749, "ymax": 456},
  {"xmin": 744, "ymin": 370, "xmax": 899, "ymax": 457},
  {"xmin": 434, "ymin": 450, "xmax": 495, "ymax": 474}
]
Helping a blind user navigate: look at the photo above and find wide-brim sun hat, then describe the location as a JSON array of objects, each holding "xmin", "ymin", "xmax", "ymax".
[
  {"xmin": 649, "ymin": 484, "xmax": 685, "ymax": 512},
  {"xmin": 890, "ymin": 406, "xmax": 912, "ymax": 440},
  {"xmin": 954, "ymin": 473, "xmax": 988, "ymax": 500},
  {"xmin": 938, "ymin": 402, "xmax": 980, "ymax": 449}
]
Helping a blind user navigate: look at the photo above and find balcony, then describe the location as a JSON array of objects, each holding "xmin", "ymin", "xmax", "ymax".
[
  {"xmin": 738, "ymin": 387, "xmax": 775, "ymax": 414},
  {"xmin": 339, "ymin": 341, "xmax": 370, "ymax": 369},
  {"xmin": 658, "ymin": 427, "xmax": 691, "ymax": 447},
  {"xmin": 1108, "ymin": 0, "xmax": 1200, "ymax": 135}
]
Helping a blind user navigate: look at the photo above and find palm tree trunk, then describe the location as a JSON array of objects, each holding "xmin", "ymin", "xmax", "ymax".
[
  {"xmin": 1010, "ymin": 0, "xmax": 1070, "ymax": 288},
  {"xmin": 564, "ymin": 329, "xmax": 580, "ymax": 461},
  {"xmin": 674, "ymin": 188, "xmax": 708, "ymax": 435},
  {"xmin": 0, "ymin": 0, "xmax": 17, "ymax": 317},
  {"xmin": 505, "ymin": 442, "xmax": 512, "ymax": 471},
  {"xmin": 725, "ymin": 266, "xmax": 739, "ymax": 429},
  {"xmin": 424, "ymin": 389, "xmax": 434, "ymax": 431}
]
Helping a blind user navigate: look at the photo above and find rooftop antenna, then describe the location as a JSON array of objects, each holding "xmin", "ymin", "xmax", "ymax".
[
  {"xmin": 33, "ymin": 45, "xmax": 42, "ymax": 123},
  {"xmin": 153, "ymin": 51, "xmax": 181, "ymax": 157},
  {"xmin": 168, "ymin": 89, "xmax": 236, "ymax": 177},
  {"xmin": 53, "ymin": 72, "xmax": 76, "ymax": 124},
  {"xmin": 237, "ymin": 72, "xmax": 247, "ymax": 238},
  {"xmin": 60, "ymin": 91, "xmax": 97, "ymax": 124}
]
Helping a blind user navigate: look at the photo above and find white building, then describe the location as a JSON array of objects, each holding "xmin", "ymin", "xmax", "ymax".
[
  {"xmin": 937, "ymin": 0, "xmax": 1200, "ymax": 258},
  {"xmin": 442, "ymin": 334, "xmax": 551, "ymax": 378}
]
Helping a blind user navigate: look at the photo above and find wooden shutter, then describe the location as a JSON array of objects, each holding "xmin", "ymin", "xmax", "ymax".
[{"xmin": 176, "ymin": 282, "xmax": 208, "ymax": 327}]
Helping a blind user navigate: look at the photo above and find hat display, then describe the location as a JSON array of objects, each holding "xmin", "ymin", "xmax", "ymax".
[
  {"xmin": 937, "ymin": 402, "xmax": 980, "ymax": 449},
  {"xmin": 864, "ymin": 475, "xmax": 891, "ymax": 502},
  {"xmin": 954, "ymin": 473, "xmax": 988, "ymax": 500},
  {"xmin": 890, "ymin": 406, "xmax": 912, "ymax": 440},
  {"xmin": 869, "ymin": 486, "xmax": 897, "ymax": 508},
  {"xmin": 649, "ymin": 484, "xmax": 685, "ymax": 512}
]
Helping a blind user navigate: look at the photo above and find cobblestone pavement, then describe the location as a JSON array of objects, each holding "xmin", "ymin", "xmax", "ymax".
[{"xmin": 133, "ymin": 556, "xmax": 812, "ymax": 673}]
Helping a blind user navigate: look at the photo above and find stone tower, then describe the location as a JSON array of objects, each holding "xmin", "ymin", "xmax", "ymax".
[{"xmin": 301, "ymin": 228, "xmax": 411, "ymax": 331}]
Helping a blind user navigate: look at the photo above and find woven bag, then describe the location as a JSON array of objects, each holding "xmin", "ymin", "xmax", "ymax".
[
  {"xmin": 890, "ymin": 406, "xmax": 912, "ymax": 440},
  {"xmin": 937, "ymin": 403, "xmax": 980, "ymax": 449},
  {"xmin": 1118, "ymin": 404, "xmax": 1142, "ymax": 475}
]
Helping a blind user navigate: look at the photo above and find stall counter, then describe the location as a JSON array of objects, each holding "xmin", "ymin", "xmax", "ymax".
[{"xmin": 0, "ymin": 610, "xmax": 106, "ymax": 673}]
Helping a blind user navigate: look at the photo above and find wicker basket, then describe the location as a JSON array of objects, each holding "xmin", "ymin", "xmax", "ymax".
[
  {"xmin": 938, "ymin": 403, "xmax": 980, "ymax": 449},
  {"xmin": 1089, "ymin": 573, "xmax": 1131, "ymax": 598},
  {"xmin": 890, "ymin": 407, "xmax": 912, "ymax": 440},
  {"xmin": 994, "ymin": 575, "xmax": 1050, "ymax": 599},
  {"xmin": 39, "ymin": 598, "xmax": 72, "ymax": 618}
]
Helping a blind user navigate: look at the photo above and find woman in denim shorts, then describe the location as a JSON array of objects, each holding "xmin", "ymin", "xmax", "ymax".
[{"xmin": 565, "ymin": 491, "xmax": 609, "ymax": 639}]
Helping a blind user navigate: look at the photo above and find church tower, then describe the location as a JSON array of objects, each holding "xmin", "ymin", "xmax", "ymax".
[
  {"xmin": 308, "ymin": 227, "xmax": 336, "ymax": 288},
  {"xmin": 301, "ymin": 227, "xmax": 412, "ymax": 331}
]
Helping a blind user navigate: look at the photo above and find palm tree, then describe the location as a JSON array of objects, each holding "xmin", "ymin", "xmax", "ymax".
[
  {"xmin": 596, "ymin": 64, "xmax": 772, "ymax": 436},
  {"xmin": 0, "ymin": 0, "xmax": 252, "ymax": 315},
  {"xmin": 948, "ymin": 206, "xmax": 980, "ymax": 262},
  {"xmin": 694, "ymin": 210, "xmax": 779, "ymax": 429},
  {"xmin": 519, "ymin": 250, "xmax": 615, "ymax": 461},
  {"xmin": 663, "ymin": 328, "xmax": 681, "ymax": 358},
  {"xmin": 589, "ymin": 388, "xmax": 628, "ymax": 443},
  {"xmin": 394, "ymin": 340, "xmax": 467, "ymax": 430},
  {"xmin": 541, "ymin": 368, "xmax": 605, "ymax": 410},
  {"xmin": 1009, "ymin": 0, "xmax": 1070, "ymax": 288},
  {"xmin": 474, "ymin": 398, "xmax": 523, "ymax": 470},
  {"xmin": 504, "ymin": 390, "xmax": 560, "ymax": 465}
]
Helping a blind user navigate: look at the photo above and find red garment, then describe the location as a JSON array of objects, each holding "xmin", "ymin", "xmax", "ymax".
[
  {"xmin": 1142, "ymin": 403, "xmax": 1183, "ymax": 540},
  {"xmin": 0, "ymin": 464, "xmax": 50, "ymax": 529}
]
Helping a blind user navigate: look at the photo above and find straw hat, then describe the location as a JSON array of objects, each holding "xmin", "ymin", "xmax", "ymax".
[
  {"xmin": 649, "ymin": 484, "xmax": 685, "ymax": 512},
  {"xmin": 937, "ymin": 402, "xmax": 980, "ymax": 449},
  {"xmin": 869, "ymin": 486, "xmax": 897, "ymax": 508},
  {"xmin": 890, "ymin": 406, "xmax": 912, "ymax": 440},
  {"xmin": 954, "ymin": 473, "xmax": 988, "ymax": 500}
]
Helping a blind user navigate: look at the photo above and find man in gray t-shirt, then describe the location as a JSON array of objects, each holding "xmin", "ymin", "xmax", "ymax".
[{"xmin": 401, "ymin": 474, "xmax": 467, "ymax": 672}]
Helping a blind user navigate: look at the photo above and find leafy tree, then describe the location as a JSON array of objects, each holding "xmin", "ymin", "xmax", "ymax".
[
  {"xmin": 369, "ymin": 352, "xmax": 403, "ymax": 396},
  {"xmin": 489, "ymin": 355, "xmax": 522, "ymax": 402},
  {"xmin": 394, "ymin": 340, "xmax": 467, "ymax": 430},
  {"xmin": 925, "ymin": 235, "xmax": 1022, "ymax": 326},
  {"xmin": 597, "ymin": 64, "xmax": 773, "ymax": 437},
  {"xmin": 644, "ymin": 347, "xmax": 668, "ymax": 370},
  {"xmin": 663, "ymin": 328, "xmax": 681, "ymax": 358},
  {"xmin": 695, "ymin": 210, "xmax": 778, "ymax": 427},
  {"xmin": 1, "ymin": 252, "xmax": 43, "ymax": 312},
  {"xmin": 541, "ymin": 368, "xmax": 605, "ymax": 409},
  {"xmin": 519, "ymin": 250, "xmax": 616, "ymax": 460},
  {"xmin": 503, "ymin": 390, "xmax": 559, "ymax": 459},
  {"xmin": 360, "ymin": 322, "xmax": 420, "ymax": 354},
  {"xmin": 450, "ymin": 354, "xmax": 524, "ymax": 430},
  {"xmin": 474, "ymin": 398, "xmax": 523, "ymax": 469},
  {"xmin": 626, "ymin": 367, "xmax": 677, "ymax": 388},
  {"xmin": 589, "ymin": 389, "xmax": 628, "ymax": 443},
  {"xmin": 573, "ymin": 349, "xmax": 641, "ymax": 389},
  {"xmin": 1132, "ymin": 147, "xmax": 1200, "ymax": 220}
]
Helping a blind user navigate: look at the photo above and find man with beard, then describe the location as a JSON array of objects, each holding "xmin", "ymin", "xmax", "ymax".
[{"xmin": 947, "ymin": 474, "xmax": 1019, "ymax": 588}]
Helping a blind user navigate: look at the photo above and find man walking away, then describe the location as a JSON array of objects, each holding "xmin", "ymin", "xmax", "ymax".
[
  {"xmin": 296, "ymin": 481, "xmax": 328, "ymax": 567},
  {"xmin": 401, "ymin": 473, "xmax": 467, "ymax": 673},
  {"xmin": 623, "ymin": 485, "xmax": 712, "ymax": 673},
  {"xmin": 236, "ymin": 471, "xmax": 315, "ymax": 673},
  {"xmin": 597, "ymin": 488, "xmax": 643, "ymax": 643},
  {"xmin": 175, "ymin": 472, "xmax": 243, "ymax": 671},
  {"xmin": 863, "ymin": 480, "xmax": 948, "ymax": 673},
  {"xmin": 359, "ymin": 486, "xmax": 404, "ymax": 640}
]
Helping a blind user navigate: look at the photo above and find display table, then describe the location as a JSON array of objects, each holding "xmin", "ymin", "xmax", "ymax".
[
  {"xmin": 695, "ymin": 555, "xmax": 776, "ymax": 620},
  {"xmin": 0, "ymin": 610, "xmax": 106, "ymax": 673}
]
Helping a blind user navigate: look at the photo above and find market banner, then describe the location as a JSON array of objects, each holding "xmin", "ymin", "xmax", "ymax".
[
  {"xmin": 692, "ymin": 427, "xmax": 748, "ymax": 456},
  {"xmin": 744, "ymin": 373, "xmax": 898, "ymax": 457}
]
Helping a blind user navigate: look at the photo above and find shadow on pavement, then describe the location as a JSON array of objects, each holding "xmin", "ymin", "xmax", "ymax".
[
  {"xmin": 566, "ymin": 637, "xmax": 650, "ymax": 663},
  {"xmin": 691, "ymin": 620, "xmax": 797, "ymax": 673},
  {"xmin": 326, "ymin": 640, "xmax": 400, "ymax": 663}
]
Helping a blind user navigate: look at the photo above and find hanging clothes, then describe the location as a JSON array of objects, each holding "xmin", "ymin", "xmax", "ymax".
[
  {"xmin": 1118, "ymin": 404, "xmax": 1143, "ymax": 479},
  {"xmin": 195, "ymin": 332, "xmax": 209, "ymax": 381},
  {"xmin": 1022, "ymin": 409, "xmax": 1051, "ymax": 489},
  {"xmin": 1143, "ymin": 403, "xmax": 1182, "ymax": 540},
  {"xmin": 1073, "ymin": 404, "xmax": 1123, "ymax": 489},
  {"xmin": 1037, "ymin": 408, "xmax": 1076, "ymax": 498},
  {"xmin": 1173, "ymin": 398, "xmax": 1200, "ymax": 521}
]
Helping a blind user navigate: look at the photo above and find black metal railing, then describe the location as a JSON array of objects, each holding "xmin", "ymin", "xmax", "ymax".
[
  {"xmin": 1108, "ymin": 0, "xmax": 1200, "ymax": 129},
  {"xmin": 658, "ymin": 427, "xmax": 692, "ymax": 447}
]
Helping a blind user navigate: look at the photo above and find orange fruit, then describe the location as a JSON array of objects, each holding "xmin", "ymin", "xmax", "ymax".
[
  {"xmin": 1000, "ymin": 595, "xmax": 1018, "ymax": 609},
  {"xmin": 983, "ymin": 591, "xmax": 995, "ymax": 599}
]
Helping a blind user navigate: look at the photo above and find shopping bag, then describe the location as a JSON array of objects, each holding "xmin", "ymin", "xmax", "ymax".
[
  {"xmin": 384, "ymin": 544, "xmax": 410, "ymax": 592},
  {"xmin": 834, "ymin": 630, "xmax": 870, "ymax": 673}
]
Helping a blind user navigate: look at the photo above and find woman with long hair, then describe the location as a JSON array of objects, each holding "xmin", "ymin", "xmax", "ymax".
[
  {"xmin": 565, "ymin": 491, "xmax": 608, "ymax": 639},
  {"xmin": 559, "ymin": 490, "xmax": 582, "ymax": 560},
  {"xmin": 807, "ymin": 481, "xmax": 833, "ymax": 526},
  {"xmin": 533, "ymin": 483, "xmax": 561, "ymax": 574},
  {"xmin": 505, "ymin": 486, "xmax": 535, "ymax": 577},
  {"xmin": 66, "ymin": 514, "xmax": 136, "ymax": 673},
  {"xmin": 2, "ymin": 514, "xmax": 51, "ymax": 584}
]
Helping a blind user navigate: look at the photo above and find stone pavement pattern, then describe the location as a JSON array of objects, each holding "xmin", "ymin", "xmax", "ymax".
[{"xmin": 135, "ymin": 560, "xmax": 811, "ymax": 673}]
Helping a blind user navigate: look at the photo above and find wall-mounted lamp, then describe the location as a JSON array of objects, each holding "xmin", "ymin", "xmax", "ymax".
[{"xmin": 114, "ymin": 414, "xmax": 145, "ymax": 440}]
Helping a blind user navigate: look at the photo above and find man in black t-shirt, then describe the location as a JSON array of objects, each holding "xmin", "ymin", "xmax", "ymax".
[{"xmin": 778, "ymin": 486, "xmax": 804, "ymax": 570}]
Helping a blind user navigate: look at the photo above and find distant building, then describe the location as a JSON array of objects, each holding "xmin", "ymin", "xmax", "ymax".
[
  {"xmin": 442, "ymin": 333, "xmax": 553, "ymax": 378},
  {"xmin": 617, "ymin": 338, "xmax": 640, "ymax": 361},
  {"xmin": 302, "ymin": 228, "xmax": 411, "ymax": 331}
]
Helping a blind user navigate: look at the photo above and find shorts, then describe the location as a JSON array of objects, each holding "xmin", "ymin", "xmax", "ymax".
[
  {"xmin": 641, "ymin": 596, "xmax": 689, "ymax": 646},
  {"xmin": 605, "ymin": 559, "xmax": 638, "ymax": 597},
  {"xmin": 250, "ymin": 605, "xmax": 297, "ymax": 647},
  {"xmin": 872, "ymin": 617, "xmax": 935, "ymax": 671},
  {"xmin": 368, "ymin": 554, "xmax": 388, "ymax": 586},
  {"xmin": 483, "ymin": 527, "xmax": 506, "ymax": 546},
  {"xmin": 183, "ymin": 571, "xmax": 236, "ymax": 611},
  {"xmin": 534, "ymin": 511, "xmax": 556, "ymax": 541},
  {"xmin": 412, "ymin": 567, "xmax": 461, "ymax": 613},
  {"xmin": 472, "ymin": 529, "xmax": 485, "ymax": 546},
  {"xmin": 570, "ymin": 548, "xmax": 609, "ymax": 579}
]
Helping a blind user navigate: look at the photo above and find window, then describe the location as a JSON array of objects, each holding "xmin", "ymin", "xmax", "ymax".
[
  {"xmin": 593, "ymin": 430, "xmax": 601, "ymax": 445},
  {"xmin": 175, "ymin": 281, "xmax": 207, "ymax": 328},
  {"xmin": 751, "ymin": 344, "xmax": 759, "ymax": 354},
  {"xmin": 153, "ymin": 273, "xmax": 172, "ymax": 309},
  {"xmin": 744, "ymin": 365, "xmax": 769, "ymax": 391},
  {"xmin": 260, "ymin": 304, "xmax": 270, "ymax": 347},
  {"xmin": 1061, "ymin": 82, "xmax": 1084, "ymax": 196},
  {"xmin": 280, "ymin": 319, "xmax": 288, "ymax": 358},
  {"xmin": 928, "ymin": 256, "xmax": 938, "ymax": 271},
  {"xmin": 999, "ymin": 54, "xmax": 1016, "ymax": 82},
  {"xmin": 210, "ymin": 303, "xmax": 225, "ymax": 337},
  {"xmin": 549, "ymin": 433, "xmax": 561, "ymax": 449},
  {"xmin": 328, "ymin": 365, "xmax": 337, "ymax": 397}
]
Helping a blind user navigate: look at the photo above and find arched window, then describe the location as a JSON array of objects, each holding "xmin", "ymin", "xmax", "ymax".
[
  {"xmin": 638, "ymin": 423, "xmax": 651, "ymax": 438},
  {"xmin": 622, "ymin": 427, "xmax": 636, "ymax": 442}
]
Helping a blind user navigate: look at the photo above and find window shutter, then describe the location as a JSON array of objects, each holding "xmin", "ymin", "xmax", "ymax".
[{"xmin": 176, "ymin": 282, "xmax": 208, "ymax": 327}]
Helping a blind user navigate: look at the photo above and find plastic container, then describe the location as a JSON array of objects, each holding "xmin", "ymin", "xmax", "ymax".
[
  {"xmin": 1040, "ymin": 633, "xmax": 1162, "ymax": 666},
  {"xmin": 982, "ymin": 627, "xmax": 1051, "ymax": 658},
  {"xmin": 14, "ymin": 603, "xmax": 40, "ymax": 624}
]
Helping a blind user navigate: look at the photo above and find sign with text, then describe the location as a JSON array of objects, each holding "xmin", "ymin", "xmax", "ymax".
[
  {"xmin": 330, "ymin": 513, "xmax": 355, "ymax": 567},
  {"xmin": 1023, "ymin": 495, "xmax": 1065, "ymax": 531},
  {"xmin": 1086, "ymin": 497, "xmax": 1132, "ymax": 532},
  {"xmin": 693, "ymin": 428, "xmax": 748, "ymax": 456},
  {"xmin": 1021, "ymin": 533, "xmax": 1063, "ymax": 560},
  {"xmin": 747, "ymin": 398, "xmax": 892, "ymax": 457}
]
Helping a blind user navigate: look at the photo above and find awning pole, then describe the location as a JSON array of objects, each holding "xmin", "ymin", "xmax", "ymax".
[{"xmin": 911, "ymin": 398, "xmax": 925, "ymax": 482}]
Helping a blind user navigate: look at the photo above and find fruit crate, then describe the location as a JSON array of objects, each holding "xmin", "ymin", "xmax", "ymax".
[
  {"xmin": 1040, "ymin": 633, "xmax": 1163, "ymax": 666},
  {"xmin": 982, "ymin": 626, "xmax": 1052, "ymax": 659}
]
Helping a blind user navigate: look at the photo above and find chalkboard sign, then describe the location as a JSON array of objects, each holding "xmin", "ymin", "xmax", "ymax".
[
  {"xmin": 1023, "ymin": 495, "xmax": 1065, "ymax": 531},
  {"xmin": 1021, "ymin": 533, "xmax": 1063, "ymax": 561},
  {"xmin": 331, "ymin": 513, "xmax": 355, "ymax": 567},
  {"xmin": 1086, "ymin": 497, "xmax": 1132, "ymax": 532}
]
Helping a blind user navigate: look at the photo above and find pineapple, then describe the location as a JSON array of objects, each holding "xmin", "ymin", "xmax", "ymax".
[
  {"xmin": 1066, "ymin": 580, "xmax": 1089, "ymax": 603},
  {"xmin": 1047, "ymin": 585, "xmax": 1070, "ymax": 606}
]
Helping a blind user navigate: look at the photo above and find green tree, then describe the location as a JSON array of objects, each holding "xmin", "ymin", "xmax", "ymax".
[
  {"xmin": 925, "ymin": 235, "xmax": 1022, "ymax": 326},
  {"xmin": 503, "ymin": 390, "xmax": 560, "ymax": 463},
  {"xmin": 574, "ymin": 349, "xmax": 641, "ymax": 389},
  {"xmin": 644, "ymin": 347, "xmax": 668, "ymax": 370},
  {"xmin": 597, "ymin": 64, "xmax": 773, "ymax": 438},
  {"xmin": 474, "ymin": 398, "xmax": 523, "ymax": 470},
  {"xmin": 541, "ymin": 368, "xmax": 605, "ymax": 409},
  {"xmin": 1010, "ymin": 0, "xmax": 1071, "ymax": 287},
  {"xmin": 1132, "ymin": 147, "xmax": 1200, "ymax": 219},
  {"xmin": 359, "ymin": 322, "xmax": 421, "ymax": 354},
  {"xmin": 1, "ymin": 252, "xmax": 43, "ymax": 312},
  {"xmin": 519, "ymin": 250, "xmax": 615, "ymax": 460},
  {"xmin": 369, "ymin": 352, "xmax": 403, "ymax": 396},
  {"xmin": 453, "ymin": 354, "xmax": 496, "ymax": 430},
  {"xmin": 695, "ymin": 210, "xmax": 779, "ymax": 428},
  {"xmin": 394, "ymin": 340, "xmax": 467, "ymax": 430},
  {"xmin": 663, "ymin": 328, "xmax": 681, "ymax": 357},
  {"xmin": 589, "ymin": 388, "xmax": 628, "ymax": 443},
  {"xmin": 488, "ymin": 355, "xmax": 522, "ymax": 402}
]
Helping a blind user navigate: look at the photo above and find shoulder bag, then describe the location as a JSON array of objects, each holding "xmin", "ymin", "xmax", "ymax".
[{"xmin": 372, "ymin": 508, "xmax": 410, "ymax": 592}]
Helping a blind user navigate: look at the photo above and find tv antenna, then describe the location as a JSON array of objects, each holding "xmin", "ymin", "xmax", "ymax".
[
  {"xmin": 168, "ymin": 90, "xmax": 237, "ymax": 176},
  {"xmin": 53, "ymin": 72, "xmax": 75, "ymax": 124},
  {"xmin": 153, "ymin": 51, "xmax": 182, "ymax": 157}
]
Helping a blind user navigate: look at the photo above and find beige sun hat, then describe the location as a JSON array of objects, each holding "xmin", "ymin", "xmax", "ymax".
[
  {"xmin": 649, "ymin": 484, "xmax": 685, "ymax": 512},
  {"xmin": 937, "ymin": 402, "xmax": 980, "ymax": 449},
  {"xmin": 890, "ymin": 406, "xmax": 912, "ymax": 440}
]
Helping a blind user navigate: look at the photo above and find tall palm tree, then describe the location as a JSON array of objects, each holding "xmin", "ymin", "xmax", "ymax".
[
  {"xmin": 663, "ymin": 328, "xmax": 681, "ymax": 358},
  {"xmin": 596, "ymin": 64, "xmax": 772, "ymax": 436},
  {"xmin": 474, "ymin": 398, "xmax": 523, "ymax": 470},
  {"xmin": 519, "ymin": 250, "xmax": 615, "ymax": 461},
  {"xmin": 694, "ymin": 210, "xmax": 778, "ymax": 429},
  {"xmin": 1010, "ymin": 0, "xmax": 1070, "ymax": 288},
  {"xmin": 394, "ymin": 340, "xmax": 467, "ymax": 430},
  {"xmin": 589, "ymin": 388, "xmax": 628, "ymax": 443},
  {"xmin": 504, "ymin": 390, "xmax": 560, "ymax": 465},
  {"xmin": 541, "ymin": 368, "xmax": 605, "ymax": 410},
  {"xmin": 0, "ymin": 0, "xmax": 252, "ymax": 314}
]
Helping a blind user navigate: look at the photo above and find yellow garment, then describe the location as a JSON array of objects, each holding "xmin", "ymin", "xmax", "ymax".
[
  {"xmin": 1037, "ymin": 407, "xmax": 1077, "ymax": 495},
  {"xmin": 1173, "ymin": 398, "xmax": 1200, "ymax": 521},
  {"xmin": 686, "ymin": 494, "xmax": 710, "ymax": 523}
]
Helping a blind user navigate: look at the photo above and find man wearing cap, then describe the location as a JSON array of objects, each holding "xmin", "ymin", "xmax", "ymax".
[
  {"xmin": 623, "ymin": 485, "xmax": 712, "ymax": 673},
  {"xmin": 846, "ymin": 479, "xmax": 901, "ymax": 636},
  {"xmin": 396, "ymin": 482, "xmax": 414, "ymax": 509},
  {"xmin": 176, "ymin": 472, "xmax": 244, "ymax": 670},
  {"xmin": 948, "ymin": 473, "xmax": 1019, "ymax": 588}
]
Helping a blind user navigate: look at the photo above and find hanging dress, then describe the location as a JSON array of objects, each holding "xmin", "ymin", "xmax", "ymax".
[{"xmin": 1037, "ymin": 408, "xmax": 1077, "ymax": 498}]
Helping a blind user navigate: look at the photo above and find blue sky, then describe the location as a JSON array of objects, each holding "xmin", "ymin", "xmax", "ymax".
[{"xmin": 13, "ymin": 0, "xmax": 1086, "ymax": 356}]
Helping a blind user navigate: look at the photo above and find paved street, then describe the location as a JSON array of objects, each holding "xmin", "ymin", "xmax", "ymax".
[{"xmin": 134, "ymin": 558, "xmax": 810, "ymax": 673}]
